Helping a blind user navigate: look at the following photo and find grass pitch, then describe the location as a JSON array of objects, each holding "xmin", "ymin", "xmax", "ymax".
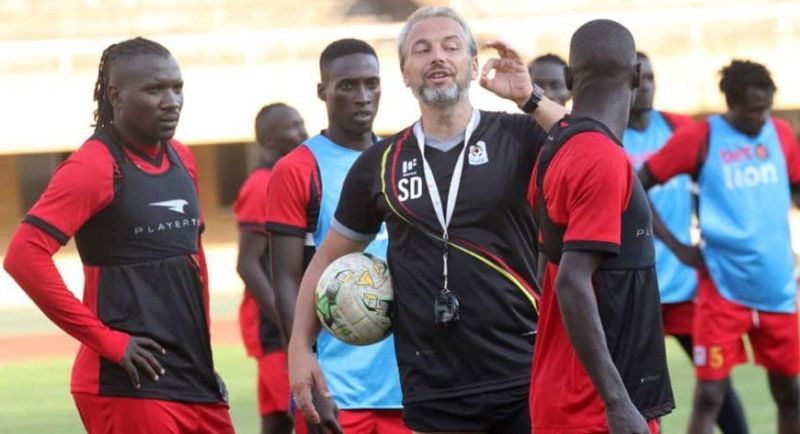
[{"xmin": 0, "ymin": 339, "xmax": 779, "ymax": 433}]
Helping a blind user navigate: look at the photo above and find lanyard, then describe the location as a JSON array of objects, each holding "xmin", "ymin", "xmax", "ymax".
[{"xmin": 412, "ymin": 109, "xmax": 480, "ymax": 290}]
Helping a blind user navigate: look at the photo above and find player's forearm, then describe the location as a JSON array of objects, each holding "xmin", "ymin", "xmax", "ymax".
[
  {"xmin": 3, "ymin": 224, "xmax": 129, "ymax": 362},
  {"xmin": 555, "ymin": 265, "xmax": 630, "ymax": 408},
  {"xmin": 288, "ymin": 254, "xmax": 326, "ymax": 351},
  {"xmin": 649, "ymin": 202, "xmax": 684, "ymax": 251},
  {"xmin": 274, "ymin": 272, "xmax": 301, "ymax": 343},
  {"xmin": 530, "ymin": 96, "xmax": 568, "ymax": 132},
  {"xmin": 288, "ymin": 229, "xmax": 369, "ymax": 350}
]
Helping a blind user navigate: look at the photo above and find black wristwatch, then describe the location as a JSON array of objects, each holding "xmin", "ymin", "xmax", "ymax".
[{"xmin": 519, "ymin": 83, "xmax": 545, "ymax": 114}]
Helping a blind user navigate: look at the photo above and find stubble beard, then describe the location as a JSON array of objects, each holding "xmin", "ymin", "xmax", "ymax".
[{"xmin": 415, "ymin": 75, "xmax": 471, "ymax": 108}]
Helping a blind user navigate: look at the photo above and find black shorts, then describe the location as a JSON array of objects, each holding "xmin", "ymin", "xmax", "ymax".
[{"xmin": 402, "ymin": 385, "xmax": 530, "ymax": 433}]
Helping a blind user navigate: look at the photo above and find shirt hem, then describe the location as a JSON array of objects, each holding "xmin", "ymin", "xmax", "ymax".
[
  {"xmin": 401, "ymin": 375, "xmax": 529, "ymax": 404},
  {"xmin": 265, "ymin": 222, "xmax": 305, "ymax": 237},
  {"xmin": 71, "ymin": 386, "xmax": 225, "ymax": 404},
  {"xmin": 563, "ymin": 240, "xmax": 620, "ymax": 255},
  {"xmin": 331, "ymin": 218, "xmax": 376, "ymax": 242}
]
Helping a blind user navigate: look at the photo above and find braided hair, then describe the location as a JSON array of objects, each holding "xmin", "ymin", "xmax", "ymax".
[{"xmin": 92, "ymin": 37, "xmax": 171, "ymax": 130}]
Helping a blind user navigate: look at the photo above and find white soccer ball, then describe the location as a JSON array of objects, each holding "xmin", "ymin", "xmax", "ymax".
[{"xmin": 315, "ymin": 252, "xmax": 394, "ymax": 345}]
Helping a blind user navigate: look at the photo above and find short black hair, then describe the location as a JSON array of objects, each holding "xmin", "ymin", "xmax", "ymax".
[
  {"xmin": 636, "ymin": 51, "xmax": 649, "ymax": 61},
  {"xmin": 569, "ymin": 19, "xmax": 636, "ymax": 81},
  {"xmin": 319, "ymin": 38, "xmax": 377, "ymax": 80},
  {"xmin": 531, "ymin": 53, "xmax": 567, "ymax": 68},
  {"xmin": 719, "ymin": 60, "xmax": 776, "ymax": 106},
  {"xmin": 254, "ymin": 102, "xmax": 289, "ymax": 145},
  {"xmin": 92, "ymin": 37, "xmax": 172, "ymax": 129}
]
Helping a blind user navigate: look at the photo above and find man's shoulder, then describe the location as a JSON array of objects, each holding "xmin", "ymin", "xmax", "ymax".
[
  {"xmin": 658, "ymin": 111, "xmax": 694, "ymax": 130},
  {"xmin": 555, "ymin": 130, "xmax": 629, "ymax": 175},
  {"xmin": 273, "ymin": 144, "xmax": 317, "ymax": 176},
  {"xmin": 479, "ymin": 110, "xmax": 533, "ymax": 127},
  {"xmin": 238, "ymin": 167, "xmax": 272, "ymax": 195},
  {"xmin": 63, "ymin": 137, "xmax": 115, "ymax": 174},
  {"xmin": 772, "ymin": 116, "xmax": 795, "ymax": 134},
  {"xmin": 356, "ymin": 129, "xmax": 412, "ymax": 162}
]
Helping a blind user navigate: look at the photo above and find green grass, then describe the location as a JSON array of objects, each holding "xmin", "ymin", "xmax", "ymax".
[
  {"xmin": 0, "ymin": 344, "xmax": 261, "ymax": 434},
  {"xmin": 0, "ymin": 339, "xmax": 780, "ymax": 433}
]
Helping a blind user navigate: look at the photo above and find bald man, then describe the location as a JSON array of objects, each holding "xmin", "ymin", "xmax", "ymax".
[
  {"xmin": 528, "ymin": 20, "xmax": 673, "ymax": 434},
  {"xmin": 235, "ymin": 103, "xmax": 307, "ymax": 434}
]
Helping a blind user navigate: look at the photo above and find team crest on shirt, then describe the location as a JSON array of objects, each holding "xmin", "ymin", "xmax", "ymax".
[{"xmin": 468, "ymin": 141, "xmax": 489, "ymax": 165}]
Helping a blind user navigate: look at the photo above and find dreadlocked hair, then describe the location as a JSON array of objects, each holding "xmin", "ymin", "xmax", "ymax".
[
  {"xmin": 719, "ymin": 60, "xmax": 776, "ymax": 107},
  {"xmin": 92, "ymin": 37, "xmax": 172, "ymax": 130}
]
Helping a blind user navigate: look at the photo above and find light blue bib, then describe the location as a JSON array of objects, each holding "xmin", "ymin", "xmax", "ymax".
[
  {"xmin": 698, "ymin": 116, "xmax": 796, "ymax": 312},
  {"xmin": 623, "ymin": 111, "xmax": 697, "ymax": 303},
  {"xmin": 305, "ymin": 134, "xmax": 402, "ymax": 408}
]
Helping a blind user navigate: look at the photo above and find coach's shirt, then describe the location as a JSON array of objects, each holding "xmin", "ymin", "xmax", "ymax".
[
  {"xmin": 333, "ymin": 111, "xmax": 543, "ymax": 404},
  {"xmin": 645, "ymin": 116, "xmax": 800, "ymax": 312},
  {"xmin": 234, "ymin": 165, "xmax": 283, "ymax": 358},
  {"xmin": 623, "ymin": 111, "xmax": 697, "ymax": 304},
  {"xmin": 265, "ymin": 133, "xmax": 402, "ymax": 409},
  {"xmin": 19, "ymin": 128, "xmax": 225, "ymax": 403},
  {"xmin": 530, "ymin": 118, "xmax": 674, "ymax": 433}
]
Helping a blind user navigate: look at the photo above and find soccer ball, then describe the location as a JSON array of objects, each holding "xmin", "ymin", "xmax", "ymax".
[{"xmin": 315, "ymin": 252, "xmax": 394, "ymax": 346}]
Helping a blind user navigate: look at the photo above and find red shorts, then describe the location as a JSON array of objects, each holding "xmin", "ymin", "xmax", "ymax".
[
  {"xmin": 661, "ymin": 301, "xmax": 695, "ymax": 336},
  {"xmin": 73, "ymin": 392, "xmax": 234, "ymax": 434},
  {"xmin": 693, "ymin": 270, "xmax": 800, "ymax": 380},
  {"xmin": 295, "ymin": 409, "xmax": 408, "ymax": 434},
  {"xmin": 257, "ymin": 350, "xmax": 291, "ymax": 416}
]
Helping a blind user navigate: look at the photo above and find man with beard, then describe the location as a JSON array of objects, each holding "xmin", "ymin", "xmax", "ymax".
[
  {"xmin": 623, "ymin": 52, "xmax": 748, "ymax": 434},
  {"xmin": 235, "ymin": 102, "xmax": 308, "ymax": 434},
  {"xmin": 265, "ymin": 39, "xmax": 408, "ymax": 434},
  {"xmin": 640, "ymin": 60, "xmax": 800, "ymax": 434},
  {"xmin": 286, "ymin": 6, "xmax": 566, "ymax": 434},
  {"xmin": 528, "ymin": 53, "xmax": 571, "ymax": 106},
  {"xmin": 3, "ymin": 37, "xmax": 233, "ymax": 433}
]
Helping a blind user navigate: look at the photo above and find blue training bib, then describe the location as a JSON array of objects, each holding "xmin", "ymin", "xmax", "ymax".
[
  {"xmin": 623, "ymin": 111, "xmax": 697, "ymax": 303},
  {"xmin": 698, "ymin": 116, "xmax": 796, "ymax": 312},
  {"xmin": 305, "ymin": 134, "xmax": 402, "ymax": 409}
]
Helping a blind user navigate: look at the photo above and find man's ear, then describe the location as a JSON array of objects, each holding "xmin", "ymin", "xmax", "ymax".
[
  {"xmin": 564, "ymin": 66, "xmax": 573, "ymax": 91},
  {"xmin": 632, "ymin": 62, "xmax": 641, "ymax": 90},
  {"xmin": 317, "ymin": 82, "xmax": 326, "ymax": 101},
  {"xmin": 108, "ymin": 84, "xmax": 121, "ymax": 109}
]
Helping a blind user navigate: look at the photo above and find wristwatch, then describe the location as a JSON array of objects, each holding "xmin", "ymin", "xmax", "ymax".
[{"xmin": 519, "ymin": 83, "xmax": 545, "ymax": 114}]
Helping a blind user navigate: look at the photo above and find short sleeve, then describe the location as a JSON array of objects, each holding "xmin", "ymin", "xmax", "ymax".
[
  {"xmin": 234, "ymin": 169, "xmax": 270, "ymax": 233},
  {"xmin": 499, "ymin": 113, "xmax": 550, "ymax": 167},
  {"xmin": 333, "ymin": 144, "xmax": 385, "ymax": 237},
  {"xmin": 265, "ymin": 146, "xmax": 316, "ymax": 237},
  {"xmin": 544, "ymin": 132, "xmax": 633, "ymax": 255},
  {"xmin": 25, "ymin": 141, "xmax": 115, "ymax": 244},
  {"xmin": 644, "ymin": 121, "xmax": 709, "ymax": 183},
  {"xmin": 774, "ymin": 118, "xmax": 800, "ymax": 187}
]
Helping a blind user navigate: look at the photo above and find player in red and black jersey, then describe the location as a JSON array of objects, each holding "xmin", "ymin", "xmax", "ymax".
[
  {"xmin": 235, "ymin": 103, "xmax": 308, "ymax": 434},
  {"xmin": 529, "ymin": 21, "xmax": 673, "ymax": 434},
  {"xmin": 3, "ymin": 38, "xmax": 233, "ymax": 433}
]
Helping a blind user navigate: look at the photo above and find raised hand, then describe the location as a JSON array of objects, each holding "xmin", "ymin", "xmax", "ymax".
[{"xmin": 479, "ymin": 40, "xmax": 533, "ymax": 105}]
